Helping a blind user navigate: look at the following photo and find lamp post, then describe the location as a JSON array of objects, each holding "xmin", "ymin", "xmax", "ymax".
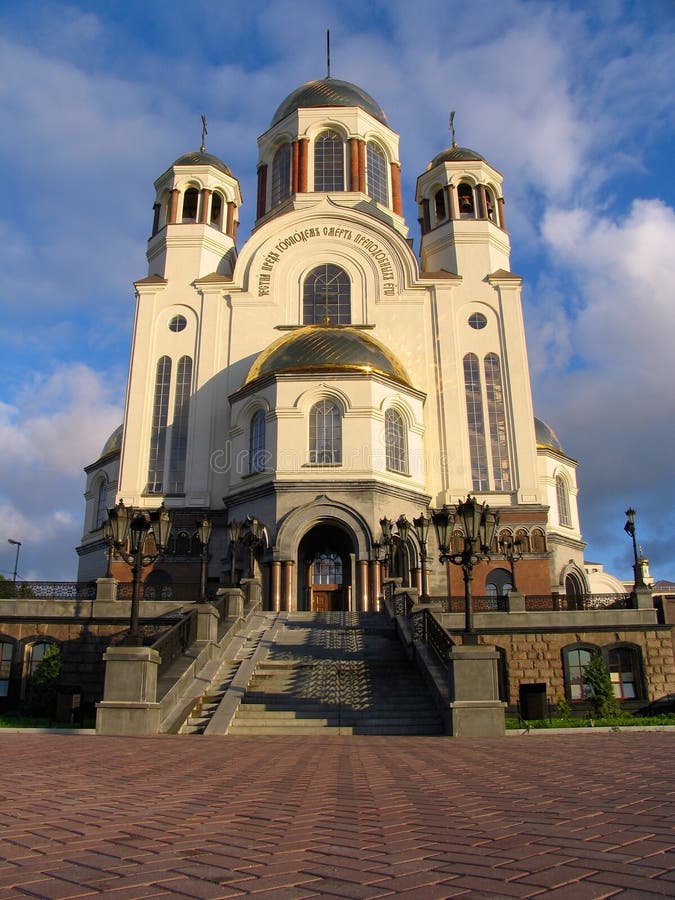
[
  {"xmin": 196, "ymin": 516, "xmax": 213, "ymax": 603},
  {"xmin": 227, "ymin": 520, "xmax": 245, "ymax": 586},
  {"xmin": 379, "ymin": 517, "xmax": 394, "ymax": 576},
  {"xmin": 245, "ymin": 516, "xmax": 265, "ymax": 578},
  {"xmin": 624, "ymin": 507, "xmax": 645, "ymax": 588},
  {"xmin": 498, "ymin": 534, "xmax": 523, "ymax": 592},
  {"xmin": 413, "ymin": 512, "xmax": 431, "ymax": 601},
  {"xmin": 7, "ymin": 539, "xmax": 21, "ymax": 583},
  {"xmin": 431, "ymin": 496, "xmax": 500, "ymax": 643},
  {"xmin": 105, "ymin": 501, "xmax": 174, "ymax": 646}
]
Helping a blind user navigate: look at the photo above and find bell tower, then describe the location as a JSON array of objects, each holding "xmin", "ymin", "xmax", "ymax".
[
  {"xmin": 146, "ymin": 150, "xmax": 242, "ymax": 282},
  {"xmin": 415, "ymin": 142, "xmax": 510, "ymax": 276}
]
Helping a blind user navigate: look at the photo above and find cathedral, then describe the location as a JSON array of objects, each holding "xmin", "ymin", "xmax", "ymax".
[{"xmin": 77, "ymin": 76, "xmax": 594, "ymax": 611}]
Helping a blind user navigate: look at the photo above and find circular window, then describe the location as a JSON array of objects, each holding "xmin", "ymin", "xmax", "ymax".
[
  {"xmin": 169, "ymin": 315, "xmax": 187, "ymax": 332},
  {"xmin": 468, "ymin": 312, "xmax": 488, "ymax": 330}
]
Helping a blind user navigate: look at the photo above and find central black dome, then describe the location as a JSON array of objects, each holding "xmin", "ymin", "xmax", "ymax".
[{"xmin": 271, "ymin": 78, "xmax": 388, "ymax": 127}]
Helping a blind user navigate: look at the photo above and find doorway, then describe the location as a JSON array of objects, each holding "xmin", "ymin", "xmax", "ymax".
[{"xmin": 297, "ymin": 524, "xmax": 353, "ymax": 612}]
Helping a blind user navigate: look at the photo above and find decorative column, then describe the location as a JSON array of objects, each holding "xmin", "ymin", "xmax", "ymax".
[
  {"xmin": 168, "ymin": 188, "xmax": 180, "ymax": 224},
  {"xmin": 349, "ymin": 138, "xmax": 360, "ymax": 191},
  {"xmin": 199, "ymin": 188, "xmax": 212, "ymax": 224},
  {"xmin": 270, "ymin": 561, "xmax": 281, "ymax": 612},
  {"xmin": 478, "ymin": 184, "xmax": 488, "ymax": 219},
  {"xmin": 370, "ymin": 560, "xmax": 381, "ymax": 610},
  {"xmin": 256, "ymin": 165, "xmax": 267, "ymax": 219},
  {"xmin": 390, "ymin": 162, "xmax": 402, "ymax": 215},
  {"xmin": 446, "ymin": 184, "xmax": 458, "ymax": 219},
  {"xmin": 282, "ymin": 560, "xmax": 294, "ymax": 611},
  {"xmin": 226, "ymin": 201, "xmax": 236, "ymax": 238},
  {"xmin": 358, "ymin": 560, "xmax": 369, "ymax": 612},
  {"xmin": 357, "ymin": 140, "xmax": 366, "ymax": 193},
  {"xmin": 291, "ymin": 140, "xmax": 300, "ymax": 193},
  {"xmin": 497, "ymin": 197, "xmax": 506, "ymax": 230},
  {"xmin": 298, "ymin": 139, "xmax": 309, "ymax": 192}
]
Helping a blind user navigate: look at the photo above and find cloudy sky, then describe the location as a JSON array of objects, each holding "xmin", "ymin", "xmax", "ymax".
[{"xmin": 0, "ymin": 0, "xmax": 673, "ymax": 583}]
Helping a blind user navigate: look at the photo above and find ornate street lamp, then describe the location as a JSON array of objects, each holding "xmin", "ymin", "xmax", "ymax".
[
  {"xmin": 196, "ymin": 516, "xmax": 213, "ymax": 603},
  {"xmin": 7, "ymin": 539, "xmax": 21, "ymax": 583},
  {"xmin": 379, "ymin": 517, "xmax": 394, "ymax": 575},
  {"xmin": 105, "ymin": 500, "xmax": 174, "ymax": 646},
  {"xmin": 624, "ymin": 507, "xmax": 645, "ymax": 588},
  {"xmin": 498, "ymin": 534, "xmax": 524, "ymax": 592},
  {"xmin": 431, "ymin": 496, "xmax": 500, "ymax": 643},
  {"xmin": 227, "ymin": 519, "xmax": 245, "ymax": 586},
  {"xmin": 413, "ymin": 512, "xmax": 431, "ymax": 601},
  {"xmin": 245, "ymin": 516, "xmax": 265, "ymax": 578}
]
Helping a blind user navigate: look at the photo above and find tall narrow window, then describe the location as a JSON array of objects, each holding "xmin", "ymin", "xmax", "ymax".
[
  {"xmin": 182, "ymin": 188, "xmax": 199, "ymax": 221},
  {"xmin": 385, "ymin": 408, "xmax": 408, "ymax": 474},
  {"xmin": 565, "ymin": 646, "xmax": 594, "ymax": 701},
  {"xmin": 464, "ymin": 354, "xmax": 488, "ymax": 490},
  {"xmin": 0, "ymin": 642, "xmax": 14, "ymax": 697},
  {"xmin": 556, "ymin": 474, "xmax": 572, "ymax": 526},
  {"xmin": 434, "ymin": 188, "xmax": 446, "ymax": 223},
  {"xmin": 366, "ymin": 141, "xmax": 388, "ymax": 206},
  {"xmin": 167, "ymin": 356, "xmax": 192, "ymax": 494},
  {"xmin": 312, "ymin": 552, "xmax": 343, "ymax": 585},
  {"xmin": 303, "ymin": 265, "xmax": 351, "ymax": 324},
  {"xmin": 484, "ymin": 354, "xmax": 511, "ymax": 491},
  {"xmin": 458, "ymin": 183, "xmax": 475, "ymax": 218},
  {"xmin": 95, "ymin": 479, "xmax": 108, "ymax": 530},
  {"xmin": 147, "ymin": 356, "xmax": 172, "ymax": 493},
  {"xmin": 309, "ymin": 400, "xmax": 341, "ymax": 464},
  {"xmin": 608, "ymin": 646, "xmax": 640, "ymax": 699},
  {"xmin": 271, "ymin": 143, "xmax": 291, "ymax": 206},
  {"xmin": 250, "ymin": 409, "xmax": 266, "ymax": 474},
  {"xmin": 314, "ymin": 130, "xmax": 344, "ymax": 191},
  {"xmin": 210, "ymin": 192, "xmax": 223, "ymax": 227}
]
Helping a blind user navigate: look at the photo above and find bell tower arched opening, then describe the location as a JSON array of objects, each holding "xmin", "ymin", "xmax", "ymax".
[{"xmin": 297, "ymin": 524, "xmax": 354, "ymax": 612}]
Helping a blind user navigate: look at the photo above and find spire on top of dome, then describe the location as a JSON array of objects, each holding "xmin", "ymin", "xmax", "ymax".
[{"xmin": 426, "ymin": 112, "xmax": 486, "ymax": 169}]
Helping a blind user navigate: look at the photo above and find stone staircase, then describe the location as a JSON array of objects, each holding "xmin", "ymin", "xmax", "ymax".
[
  {"xmin": 179, "ymin": 617, "xmax": 270, "ymax": 734},
  {"xmin": 225, "ymin": 611, "xmax": 444, "ymax": 736}
]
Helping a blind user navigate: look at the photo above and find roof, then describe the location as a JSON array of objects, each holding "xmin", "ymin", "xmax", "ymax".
[
  {"xmin": 172, "ymin": 150, "xmax": 232, "ymax": 177},
  {"xmin": 99, "ymin": 424, "xmax": 123, "ymax": 458},
  {"xmin": 245, "ymin": 325, "xmax": 410, "ymax": 386},
  {"xmin": 428, "ymin": 145, "xmax": 486, "ymax": 169},
  {"xmin": 271, "ymin": 78, "xmax": 388, "ymax": 127},
  {"xmin": 534, "ymin": 417, "xmax": 565, "ymax": 453}
]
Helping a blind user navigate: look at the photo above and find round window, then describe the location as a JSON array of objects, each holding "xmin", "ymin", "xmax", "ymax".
[
  {"xmin": 468, "ymin": 312, "xmax": 487, "ymax": 330},
  {"xmin": 169, "ymin": 315, "xmax": 187, "ymax": 332}
]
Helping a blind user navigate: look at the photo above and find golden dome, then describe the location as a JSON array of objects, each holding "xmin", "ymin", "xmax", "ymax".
[{"xmin": 245, "ymin": 326, "xmax": 411, "ymax": 386}]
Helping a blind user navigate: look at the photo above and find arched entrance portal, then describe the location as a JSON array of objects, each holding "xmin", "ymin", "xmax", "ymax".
[{"xmin": 298, "ymin": 524, "xmax": 354, "ymax": 612}]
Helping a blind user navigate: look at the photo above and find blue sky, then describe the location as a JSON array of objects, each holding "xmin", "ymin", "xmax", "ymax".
[{"xmin": 0, "ymin": 0, "xmax": 673, "ymax": 582}]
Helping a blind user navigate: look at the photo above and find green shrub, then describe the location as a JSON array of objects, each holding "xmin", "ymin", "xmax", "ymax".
[
  {"xmin": 584, "ymin": 653, "xmax": 621, "ymax": 719},
  {"xmin": 555, "ymin": 696, "xmax": 572, "ymax": 719},
  {"xmin": 27, "ymin": 644, "xmax": 61, "ymax": 716}
]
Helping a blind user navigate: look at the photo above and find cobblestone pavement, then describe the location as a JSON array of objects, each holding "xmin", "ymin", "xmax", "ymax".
[{"xmin": 1, "ymin": 732, "xmax": 673, "ymax": 898}]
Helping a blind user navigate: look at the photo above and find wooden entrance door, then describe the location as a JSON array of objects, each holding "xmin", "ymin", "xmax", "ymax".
[{"xmin": 311, "ymin": 586, "xmax": 344, "ymax": 612}]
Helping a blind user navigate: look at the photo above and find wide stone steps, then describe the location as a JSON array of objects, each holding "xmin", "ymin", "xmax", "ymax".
[{"xmin": 226, "ymin": 611, "xmax": 444, "ymax": 736}]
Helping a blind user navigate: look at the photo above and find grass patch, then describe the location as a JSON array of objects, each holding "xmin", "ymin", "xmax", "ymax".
[
  {"xmin": 0, "ymin": 713, "xmax": 95, "ymax": 729},
  {"xmin": 506, "ymin": 713, "xmax": 675, "ymax": 729}
]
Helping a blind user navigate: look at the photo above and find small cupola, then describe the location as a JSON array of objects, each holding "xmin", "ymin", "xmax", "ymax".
[
  {"xmin": 415, "ymin": 118, "xmax": 510, "ymax": 275},
  {"xmin": 254, "ymin": 76, "xmax": 405, "ymax": 234},
  {"xmin": 146, "ymin": 140, "xmax": 243, "ymax": 280}
]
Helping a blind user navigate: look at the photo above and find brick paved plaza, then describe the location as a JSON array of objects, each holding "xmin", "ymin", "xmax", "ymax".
[{"xmin": 0, "ymin": 732, "xmax": 673, "ymax": 898}]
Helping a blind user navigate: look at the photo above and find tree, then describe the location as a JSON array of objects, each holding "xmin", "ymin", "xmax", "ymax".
[
  {"xmin": 27, "ymin": 644, "xmax": 62, "ymax": 716},
  {"xmin": 0, "ymin": 575, "xmax": 17, "ymax": 599},
  {"xmin": 584, "ymin": 653, "xmax": 621, "ymax": 719}
]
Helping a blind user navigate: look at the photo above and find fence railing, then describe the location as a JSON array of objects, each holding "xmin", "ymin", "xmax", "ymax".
[
  {"xmin": 411, "ymin": 607, "xmax": 455, "ymax": 666},
  {"xmin": 116, "ymin": 582, "xmax": 218, "ymax": 603},
  {"xmin": 152, "ymin": 609, "xmax": 199, "ymax": 679},
  {"xmin": 0, "ymin": 581, "xmax": 97, "ymax": 600},
  {"xmin": 525, "ymin": 593, "xmax": 633, "ymax": 611}
]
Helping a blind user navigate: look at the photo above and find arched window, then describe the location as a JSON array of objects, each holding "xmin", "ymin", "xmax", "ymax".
[
  {"xmin": 515, "ymin": 529, "xmax": 529, "ymax": 553},
  {"xmin": 607, "ymin": 645, "xmax": 642, "ymax": 700},
  {"xmin": 0, "ymin": 641, "xmax": 14, "ymax": 697},
  {"xmin": 210, "ymin": 192, "xmax": 223, "ymax": 227},
  {"xmin": 451, "ymin": 530, "xmax": 465, "ymax": 554},
  {"xmin": 309, "ymin": 400, "xmax": 342, "ymax": 465},
  {"xmin": 385, "ymin": 408, "xmax": 408, "ymax": 474},
  {"xmin": 271, "ymin": 143, "xmax": 291, "ymax": 206},
  {"xmin": 434, "ymin": 188, "xmax": 446, "ymax": 223},
  {"xmin": 530, "ymin": 528, "xmax": 546, "ymax": 552},
  {"xmin": 556, "ymin": 474, "xmax": 572, "ymax": 526},
  {"xmin": 175, "ymin": 531, "xmax": 191, "ymax": 556},
  {"xmin": 486, "ymin": 568, "xmax": 513, "ymax": 597},
  {"xmin": 146, "ymin": 356, "xmax": 172, "ymax": 494},
  {"xmin": 563, "ymin": 645, "xmax": 596, "ymax": 701},
  {"xmin": 303, "ymin": 264, "xmax": 351, "ymax": 324},
  {"xmin": 464, "ymin": 353, "xmax": 488, "ymax": 490},
  {"xmin": 485, "ymin": 187, "xmax": 497, "ymax": 222},
  {"xmin": 312, "ymin": 552, "xmax": 343, "ymax": 585},
  {"xmin": 484, "ymin": 354, "xmax": 511, "ymax": 491},
  {"xmin": 457, "ymin": 183, "xmax": 476, "ymax": 218},
  {"xmin": 95, "ymin": 478, "xmax": 108, "ymax": 530},
  {"xmin": 28, "ymin": 641, "xmax": 55, "ymax": 678},
  {"xmin": 314, "ymin": 130, "xmax": 344, "ymax": 191},
  {"xmin": 250, "ymin": 409, "xmax": 266, "ymax": 474},
  {"xmin": 366, "ymin": 141, "xmax": 388, "ymax": 205},
  {"xmin": 167, "ymin": 356, "xmax": 192, "ymax": 494},
  {"xmin": 182, "ymin": 187, "xmax": 199, "ymax": 222}
]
